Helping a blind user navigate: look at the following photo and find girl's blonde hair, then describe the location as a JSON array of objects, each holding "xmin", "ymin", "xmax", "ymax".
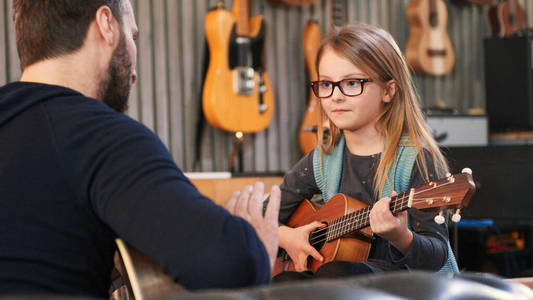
[{"xmin": 315, "ymin": 23, "xmax": 449, "ymax": 199}]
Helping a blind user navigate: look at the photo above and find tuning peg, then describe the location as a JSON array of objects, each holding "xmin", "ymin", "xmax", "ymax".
[
  {"xmin": 452, "ymin": 209, "xmax": 461, "ymax": 223},
  {"xmin": 434, "ymin": 210, "xmax": 445, "ymax": 225},
  {"xmin": 461, "ymin": 168, "xmax": 472, "ymax": 175}
]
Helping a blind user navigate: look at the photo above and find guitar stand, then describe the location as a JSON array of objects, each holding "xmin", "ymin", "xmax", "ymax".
[{"xmin": 229, "ymin": 132, "xmax": 244, "ymax": 173}]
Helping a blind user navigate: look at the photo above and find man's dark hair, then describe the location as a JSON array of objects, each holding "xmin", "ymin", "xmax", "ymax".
[{"xmin": 13, "ymin": 0, "xmax": 125, "ymax": 70}]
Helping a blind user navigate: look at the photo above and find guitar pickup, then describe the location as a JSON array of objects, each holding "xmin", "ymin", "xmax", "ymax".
[{"xmin": 234, "ymin": 67, "xmax": 255, "ymax": 95}]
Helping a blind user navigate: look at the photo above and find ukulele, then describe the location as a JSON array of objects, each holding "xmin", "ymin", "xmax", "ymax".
[
  {"xmin": 273, "ymin": 168, "xmax": 476, "ymax": 276},
  {"xmin": 489, "ymin": 0, "xmax": 526, "ymax": 38},
  {"xmin": 297, "ymin": 0, "xmax": 345, "ymax": 155},
  {"xmin": 202, "ymin": 1, "xmax": 274, "ymax": 133},
  {"xmin": 406, "ymin": 0, "xmax": 456, "ymax": 76}
]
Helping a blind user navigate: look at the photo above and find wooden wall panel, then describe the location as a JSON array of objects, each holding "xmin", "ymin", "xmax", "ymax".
[{"xmin": 2, "ymin": 0, "xmax": 533, "ymax": 173}]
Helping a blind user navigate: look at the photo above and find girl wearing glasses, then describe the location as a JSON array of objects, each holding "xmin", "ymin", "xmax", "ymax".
[{"xmin": 274, "ymin": 23, "xmax": 453, "ymax": 281}]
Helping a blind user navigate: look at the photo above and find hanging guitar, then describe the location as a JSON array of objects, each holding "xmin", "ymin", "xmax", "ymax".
[
  {"xmin": 488, "ymin": 0, "xmax": 526, "ymax": 38},
  {"xmin": 203, "ymin": 1, "xmax": 274, "ymax": 133},
  {"xmin": 406, "ymin": 0, "xmax": 456, "ymax": 76},
  {"xmin": 298, "ymin": 0, "xmax": 346, "ymax": 155},
  {"xmin": 298, "ymin": 13, "xmax": 321, "ymax": 155},
  {"xmin": 273, "ymin": 168, "xmax": 476, "ymax": 276}
]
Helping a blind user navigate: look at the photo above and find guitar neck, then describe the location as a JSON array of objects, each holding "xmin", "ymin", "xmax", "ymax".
[
  {"xmin": 325, "ymin": 190, "xmax": 411, "ymax": 242},
  {"xmin": 429, "ymin": 0, "xmax": 439, "ymax": 27},
  {"xmin": 233, "ymin": 0, "xmax": 250, "ymax": 35},
  {"xmin": 331, "ymin": 0, "xmax": 346, "ymax": 28}
]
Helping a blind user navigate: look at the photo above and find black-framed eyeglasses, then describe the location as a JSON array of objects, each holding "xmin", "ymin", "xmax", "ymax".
[{"xmin": 310, "ymin": 78, "xmax": 373, "ymax": 98}]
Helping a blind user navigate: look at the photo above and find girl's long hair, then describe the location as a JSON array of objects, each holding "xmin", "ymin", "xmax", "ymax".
[{"xmin": 315, "ymin": 23, "xmax": 449, "ymax": 199}]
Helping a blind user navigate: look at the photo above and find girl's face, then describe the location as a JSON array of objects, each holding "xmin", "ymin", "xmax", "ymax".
[{"xmin": 318, "ymin": 48, "xmax": 391, "ymax": 134}]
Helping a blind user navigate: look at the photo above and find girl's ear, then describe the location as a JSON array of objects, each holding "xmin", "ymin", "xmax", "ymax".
[{"xmin": 382, "ymin": 80, "xmax": 397, "ymax": 103}]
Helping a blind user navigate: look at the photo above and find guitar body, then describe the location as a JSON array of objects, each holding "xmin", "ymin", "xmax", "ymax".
[
  {"xmin": 203, "ymin": 6, "xmax": 274, "ymax": 133},
  {"xmin": 488, "ymin": 0, "xmax": 526, "ymax": 37},
  {"xmin": 273, "ymin": 194, "xmax": 373, "ymax": 276},
  {"xmin": 115, "ymin": 239, "xmax": 183, "ymax": 300},
  {"xmin": 298, "ymin": 20, "xmax": 321, "ymax": 155},
  {"xmin": 406, "ymin": 0, "xmax": 455, "ymax": 76}
]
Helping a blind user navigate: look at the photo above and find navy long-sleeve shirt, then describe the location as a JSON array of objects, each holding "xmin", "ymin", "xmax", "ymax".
[{"xmin": 0, "ymin": 82, "xmax": 270, "ymax": 297}]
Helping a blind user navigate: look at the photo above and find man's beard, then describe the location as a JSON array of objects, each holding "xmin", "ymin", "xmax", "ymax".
[{"xmin": 98, "ymin": 32, "xmax": 132, "ymax": 113}]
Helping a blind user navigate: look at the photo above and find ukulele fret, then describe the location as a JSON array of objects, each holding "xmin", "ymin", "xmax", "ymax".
[{"xmin": 328, "ymin": 190, "xmax": 413, "ymax": 241}]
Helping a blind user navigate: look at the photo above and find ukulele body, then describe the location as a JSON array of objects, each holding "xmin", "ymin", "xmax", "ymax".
[
  {"xmin": 489, "ymin": 0, "xmax": 526, "ymax": 37},
  {"xmin": 203, "ymin": 7, "xmax": 274, "ymax": 133},
  {"xmin": 273, "ymin": 194, "xmax": 373, "ymax": 276},
  {"xmin": 406, "ymin": 0, "xmax": 455, "ymax": 76}
]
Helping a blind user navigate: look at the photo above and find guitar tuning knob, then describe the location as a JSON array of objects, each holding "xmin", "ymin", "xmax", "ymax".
[
  {"xmin": 461, "ymin": 168, "xmax": 472, "ymax": 175},
  {"xmin": 452, "ymin": 209, "xmax": 462, "ymax": 223},
  {"xmin": 434, "ymin": 210, "xmax": 445, "ymax": 225}
]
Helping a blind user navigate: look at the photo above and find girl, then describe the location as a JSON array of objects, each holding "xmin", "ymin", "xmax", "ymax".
[{"xmin": 275, "ymin": 23, "xmax": 453, "ymax": 280}]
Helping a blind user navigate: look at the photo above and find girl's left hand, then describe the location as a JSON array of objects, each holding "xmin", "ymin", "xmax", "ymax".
[{"xmin": 369, "ymin": 191, "xmax": 413, "ymax": 254}]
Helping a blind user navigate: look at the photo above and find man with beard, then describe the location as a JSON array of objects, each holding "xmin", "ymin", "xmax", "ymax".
[{"xmin": 0, "ymin": 0, "xmax": 280, "ymax": 298}]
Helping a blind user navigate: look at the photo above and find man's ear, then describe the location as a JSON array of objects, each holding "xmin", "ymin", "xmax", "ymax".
[
  {"xmin": 382, "ymin": 80, "xmax": 397, "ymax": 103},
  {"xmin": 94, "ymin": 5, "xmax": 119, "ymax": 46}
]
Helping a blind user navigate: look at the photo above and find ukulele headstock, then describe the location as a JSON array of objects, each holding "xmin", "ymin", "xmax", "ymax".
[{"xmin": 408, "ymin": 168, "xmax": 476, "ymax": 223}]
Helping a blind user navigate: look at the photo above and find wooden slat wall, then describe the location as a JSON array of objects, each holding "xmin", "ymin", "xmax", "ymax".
[{"xmin": 2, "ymin": 0, "xmax": 533, "ymax": 172}]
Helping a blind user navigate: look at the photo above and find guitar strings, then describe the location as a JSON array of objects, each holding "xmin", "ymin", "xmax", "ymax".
[{"xmin": 307, "ymin": 181, "xmax": 455, "ymax": 246}]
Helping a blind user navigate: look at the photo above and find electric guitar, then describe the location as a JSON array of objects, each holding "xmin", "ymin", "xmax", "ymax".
[
  {"xmin": 202, "ymin": 1, "xmax": 274, "ymax": 133},
  {"xmin": 406, "ymin": 0, "xmax": 456, "ymax": 76},
  {"xmin": 489, "ymin": 0, "xmax": 526, "ymax": 38},
  {"xmin": 273, "ymin": 169, "xmax": 476, "ymax": 276}
]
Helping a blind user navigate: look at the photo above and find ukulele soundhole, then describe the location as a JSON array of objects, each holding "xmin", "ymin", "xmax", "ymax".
[{"xmin": 309, "ymin": 222, "xmax": 328, "ymax": 252}]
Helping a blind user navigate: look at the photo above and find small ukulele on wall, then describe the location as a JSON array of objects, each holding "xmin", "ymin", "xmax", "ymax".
[
  {"xmin": 203, "ymin": 0, "xmax": 274, "ymax": 133},
  {"xmin": 406, "ymin": 0, "xmax": 456, "ymax": 76},
  {"xmin": 489, "ymin": 0, "xmax": 526, "ymax": 38}
]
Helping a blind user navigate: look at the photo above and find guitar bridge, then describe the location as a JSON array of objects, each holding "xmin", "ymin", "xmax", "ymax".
[{"xmin": 234, "ymin": 67, "xmax": 255, "ymax": 95}]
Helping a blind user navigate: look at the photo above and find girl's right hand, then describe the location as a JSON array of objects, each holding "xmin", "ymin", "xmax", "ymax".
[{"xmin": 279, "ymin": 222, "xmax": 325, "ymax": 272}]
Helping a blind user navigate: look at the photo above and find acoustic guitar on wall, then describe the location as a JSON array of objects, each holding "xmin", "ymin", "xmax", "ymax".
[
  {"xmin": 298, "ymin": 18, "xmax": 322, "ymax": 155},
  {"xmin": 202, "ymin": 1, "xmax": 274, "ymax": 133},
  {"xmin": 489, "ymin": 0, "xmax": 526, "ymax": 38},
  {"xmin": 406, "ymin": 0, "xmax": 456, "ymax": 76},
  {"xmin": 298, "ymin": 0, "xmax": 346, "ymax": 155},
  {"xmin": 273, "ymin": 169, "xmax": 476, "ymax": 276}
]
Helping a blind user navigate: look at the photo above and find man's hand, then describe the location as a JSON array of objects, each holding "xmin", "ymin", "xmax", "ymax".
[{"xmin": 225, "ymin": 182, "xmax": 281, "ymax": 272}]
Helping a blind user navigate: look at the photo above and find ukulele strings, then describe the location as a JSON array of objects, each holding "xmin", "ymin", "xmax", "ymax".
[{"xmin": 307, "ymin": 181, "xmax": 454, "ymax": 246}]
